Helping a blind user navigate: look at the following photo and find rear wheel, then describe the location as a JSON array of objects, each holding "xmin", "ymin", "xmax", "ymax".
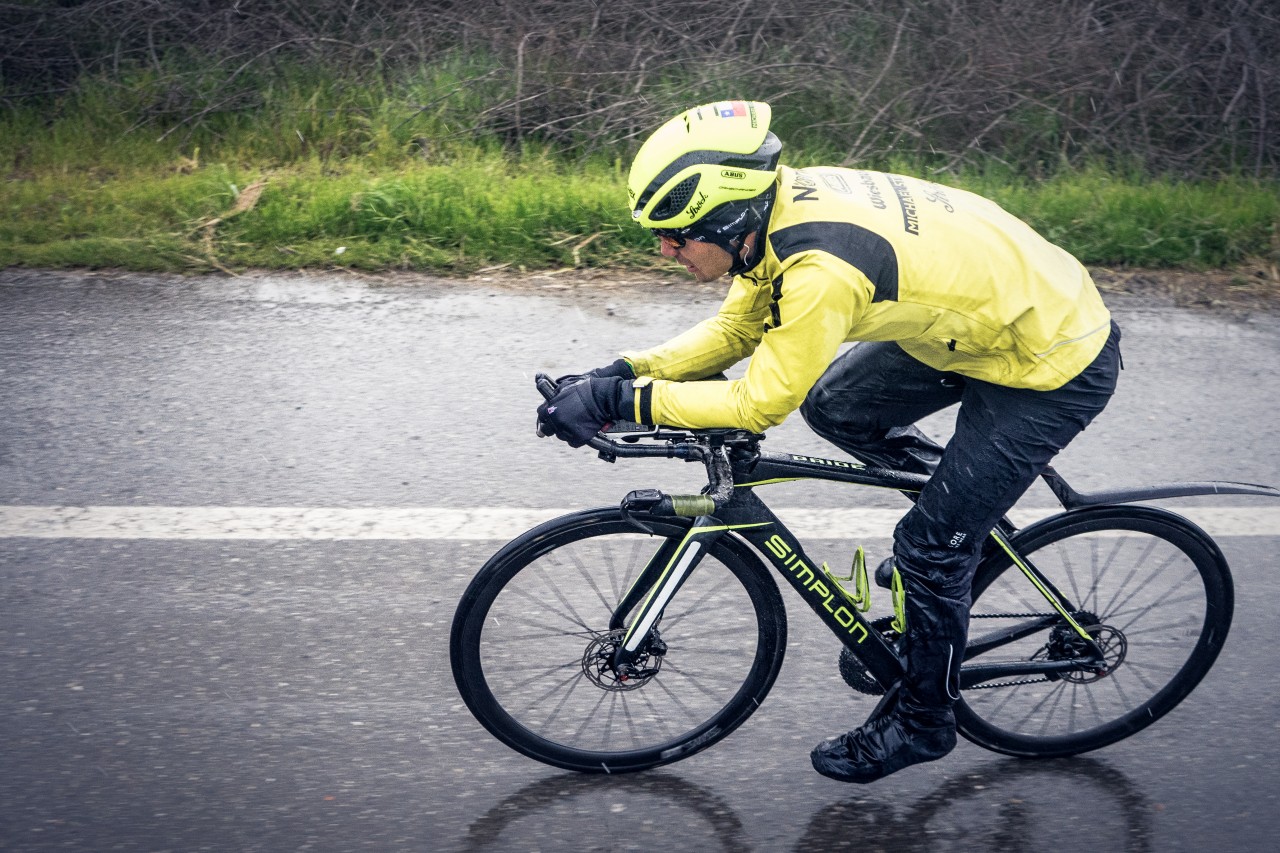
[
  {"xmin": 450, "ymin": 508, "xmax": 788, "ymax": 773},
  {"xmin": 956, "ymin": 506, "xmax": 1233, "ymax": 757}
]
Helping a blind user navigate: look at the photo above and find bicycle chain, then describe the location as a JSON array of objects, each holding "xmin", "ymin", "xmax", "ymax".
[
  {"xmin": 968, "ymin": 611, "xmax": 1067, "ymax": 689},
  {"xmin": 842, "ymin": 612, "xmax": 1071, "ymax": 692},
  {"xmin": 967, "ymin": 676, "xmax": 1051, "ymax": 689}
]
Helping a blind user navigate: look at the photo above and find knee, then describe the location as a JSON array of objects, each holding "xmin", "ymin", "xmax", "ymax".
[
  {"xmin": 892, "ymin": 514, "xmax": 981, "ymax": 599},
  {"xmin": 798, "ymin": 390, "xmax": 827, "ymax": 434},
  {"xmin": 800, "ymin": 384, "xmax": 876, "ymax": 446}
]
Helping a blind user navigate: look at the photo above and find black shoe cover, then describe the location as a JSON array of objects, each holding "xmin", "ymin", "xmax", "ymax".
[{"xmin": 811, "ymin": 710, "xmax": 956, "ymax": 783}]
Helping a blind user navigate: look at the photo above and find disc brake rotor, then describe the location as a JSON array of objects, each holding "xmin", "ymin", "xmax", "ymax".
[
  {"xmin": 581, "ymin": 628, "xmax": 665, "ymax": 691},
  {"xmin": 1035, "ymin": 619, "xmax": 1128, "ymax": 684}
]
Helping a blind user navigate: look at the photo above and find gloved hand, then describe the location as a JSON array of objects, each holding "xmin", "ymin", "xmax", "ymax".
[
  {"xmin": 554, "ymin": 358, "xmax": 635, "ymax": 388},
  {"xmin": 537, "ymin": 376, "xmax": 633, "ymax": 448}
]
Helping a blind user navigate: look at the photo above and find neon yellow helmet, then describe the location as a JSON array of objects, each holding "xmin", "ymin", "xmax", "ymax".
[{"xmin": 628, "ymin": 101, "xmax": 781, "ymax": 270}]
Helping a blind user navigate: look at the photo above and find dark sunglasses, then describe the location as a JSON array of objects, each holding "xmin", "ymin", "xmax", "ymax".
[{"xmin": 650, "ymin": 227, "xmax": 708, "ymax": 248}]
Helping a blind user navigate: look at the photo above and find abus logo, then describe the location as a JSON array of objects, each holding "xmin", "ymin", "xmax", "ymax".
[{"xmin": 721, "ymin": 168, "xmax": 747, "ymax": 180}]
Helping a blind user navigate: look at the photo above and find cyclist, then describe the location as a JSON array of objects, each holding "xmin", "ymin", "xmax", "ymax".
[{"xmin": 537, "ymin": 101, "xmax": 1122, "ymax": 783}]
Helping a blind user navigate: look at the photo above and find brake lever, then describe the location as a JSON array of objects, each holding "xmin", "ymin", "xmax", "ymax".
[{"xmin": 534, "ymin": 372, "xmax": 559, "ymax": 401}]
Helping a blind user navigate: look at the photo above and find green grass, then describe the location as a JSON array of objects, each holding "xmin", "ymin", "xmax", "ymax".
[
  {"xmin": 3, "ymin": 68, "xmax": 1277, "ymax": 274},
  {"xmin": 0, "ymin": 153, "xmax": 660, "ymax": 272},
  {"xmin": 971, "ymin": 170, "xmax": 1280, "ymax": 268},
  {"xmin": 4, "ymin": 154, "xmax": 1275, "ymax": 274}
]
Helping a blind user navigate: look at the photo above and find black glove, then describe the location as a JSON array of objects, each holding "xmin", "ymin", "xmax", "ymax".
[
  {"xmin": 537, "ymin": 376, "xmax": 633, "ymax": 448},
  {"xmin": 554, "ymin": 358, "xmax": 635, "ymax": 388}
]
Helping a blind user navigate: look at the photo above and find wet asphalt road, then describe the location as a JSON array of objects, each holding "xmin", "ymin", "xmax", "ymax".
[{"xmin": 2, "ymin": 268, "xmax": 1279, "ymax": 852}]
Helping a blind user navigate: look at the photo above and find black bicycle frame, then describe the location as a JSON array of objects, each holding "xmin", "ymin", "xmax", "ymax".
[{"xmin": 606, "ymin": 448, "xmax": 1105, "ymax": 692}]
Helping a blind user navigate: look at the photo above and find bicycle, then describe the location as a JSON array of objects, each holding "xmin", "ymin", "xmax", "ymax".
[{"xmin": 449, "ymin": 373, "xmax": 1279, "ymax": 774}]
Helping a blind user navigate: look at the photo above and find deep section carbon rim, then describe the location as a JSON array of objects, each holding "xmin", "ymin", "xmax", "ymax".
[{"xmin": 956, "ymin": 507, "xmax": 1232, "ymax": 758}]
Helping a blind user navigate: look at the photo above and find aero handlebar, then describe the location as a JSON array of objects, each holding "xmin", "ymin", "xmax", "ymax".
[{"xmin": 535, "ymin": 372, "xmax": 738, "ymax": 517}]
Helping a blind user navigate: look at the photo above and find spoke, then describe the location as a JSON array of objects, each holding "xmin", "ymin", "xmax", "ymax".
[
  {"xmin": 1037, "ymin": 684, "xmax": 1070, "ymax": 737},
  {"xmin": 1104, "ymin": 667, "xmax": 1137, "ymax": 714},
  {"xmin": 1005, "ymin": 683, "xmax": 1061, "ymax": 733},
  {"xmin": 1112, "ymin": 569, "xmax": 1202, "ymax": 635},
  {"xmin": 501, "ymin": 578, "xmax": 596, "ymax": 635},
  {"xmin": 1105, "ymin": 587, "xmax": 1204, "ymax": 624},
  {"xmin": 599, "ymin": 691, "xmax": 622, "ymax": 748},
  {"xmin": 1111, "ymin": 617, "xmax": 1200, "ymax": 641},
  {"xmin": 635, "ymin": 683, "xmax": 682, "ymax": 737},
  {"xmin": 1083, "ymin": 678, "xmax": 1106, "ymax": 726},
  {"xmin": 504, "ymin": 666, "xmax": 591, "ymax": 722},
  {"xmin": 1067, "ymin": 681, "xmax": 1080, "ymax": 734},
  {"xmin": 663, "ymin": 644, "xmax": 757, "ymax": 658},
  {"xmin": 539, "ymin": 674, "xmax": 595, "ymax": 738},
  {"xmin": 1059, "ymin": 541, "xmax": 1085, "ymax": 610},
  {"xmin": 565, "ymin": 542, "xmax": 625, "ymax": 618},
  {"xmin": 539, "ymin": 554, "xmax": 609, "ymax": 631},
  {"xmin": 659, "ymin": 659, "xmax": 738, "ymax": 704},
  {"xmin": 571, "ymin": 687, "xmax": 614, "ymax": 745},
  {"xmin": 1094, "ymin": 535, "xmax": 1157, "ymax": 617},
  {"xmin": 486, "ymin": 606, "xmax": 602, "ymax": 640},
  {"xmin": 615, "ymin": 691, "xmax": 637, "ymax": 748},
  {"xmin": 1119, "ymin": 657, "xmax": 1182, "ymax": 673},
  {"xmin": 1119, "ymin": 661, "xmax": 1166, "ymax": 696},
  {"xmin": 600, "ymin": 536, "xmax": 644, "ymax": 604},
  {"xmin": 481, "ymin": 657, "xmax": 581, "ymax": 675},
  {"xmin": 649, "ymin": 673, "xmax": 708, "ymax": 729},
  {"xmin": 483, "ymin": 628, "xmax": 598, "ymax": 644}
]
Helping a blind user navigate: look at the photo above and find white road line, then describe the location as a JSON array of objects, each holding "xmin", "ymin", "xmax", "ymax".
[{"xmin": 1, "ymin": 505, "xmax": 1279, "ymax": 540}]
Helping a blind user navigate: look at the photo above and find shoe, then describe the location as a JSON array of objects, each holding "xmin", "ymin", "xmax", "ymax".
[
  {"xmin": 815, "ymin": 560, "xmax": 965, "ymax": 782},
  {"xmin": 874, "ymin": 556, "xmax": 895, "ymax": 589},
  {"xmin": 810, "ymin": 707, "xmax": 956, "ymax": 783}
]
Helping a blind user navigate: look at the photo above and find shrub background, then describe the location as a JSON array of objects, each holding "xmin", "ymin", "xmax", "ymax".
[
  {"xmin": 2, "ymin": 0, "xmax": 1277, "ymax": 273},
  {"xmin": 6, "ymin": 0, "xmax": 1276, "ymax": 176}
]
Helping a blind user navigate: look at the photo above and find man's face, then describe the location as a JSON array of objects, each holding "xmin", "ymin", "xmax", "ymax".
[{"xmin": 658, "ymin": 235, "xmax": 735, "ymax": 282}]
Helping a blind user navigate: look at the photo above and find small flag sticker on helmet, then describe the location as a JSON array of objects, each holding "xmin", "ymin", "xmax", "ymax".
[{"xmin": 715, "ymin": 101, "xmax": 747, "ymax": 118}]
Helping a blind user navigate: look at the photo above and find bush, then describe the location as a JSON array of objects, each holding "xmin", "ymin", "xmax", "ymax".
[{"xmin": 3, "ymin": 0, "xmax": 1277, "ymax": 178}]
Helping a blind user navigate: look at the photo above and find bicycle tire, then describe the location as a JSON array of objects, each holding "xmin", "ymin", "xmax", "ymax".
[
  {"xmin": 956, "ymin": 505, "xmax": 1233, "ymax": 758},
  {"xmin": 450, "ymin": 507, "xmax": 788, "ymax": 773}
]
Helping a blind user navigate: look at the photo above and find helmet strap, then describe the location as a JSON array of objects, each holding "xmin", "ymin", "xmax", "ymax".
[{"xmin": 726, "ymin": 192, "xmax": 775, "ymax": 276}]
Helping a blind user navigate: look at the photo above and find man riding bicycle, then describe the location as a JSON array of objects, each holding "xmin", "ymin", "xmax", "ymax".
[{"xmin": 537, "ymin": 101, "xmax": 1122, "ymax": 783}]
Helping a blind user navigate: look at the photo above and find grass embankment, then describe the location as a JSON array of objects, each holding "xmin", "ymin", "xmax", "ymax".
[{"xmin": 3, "ymin": 73, "xmax": 1277, "ymax": 275}]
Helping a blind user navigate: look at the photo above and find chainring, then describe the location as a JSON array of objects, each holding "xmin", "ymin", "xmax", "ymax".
[{"xmin": 838, "ymin": 617, "xmax": 898, "ymax": 696}]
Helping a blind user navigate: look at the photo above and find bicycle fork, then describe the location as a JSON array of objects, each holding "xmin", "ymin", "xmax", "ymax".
[{"xmin": 606, "ymin": 516, "xmax": 738, "ymax": 679}]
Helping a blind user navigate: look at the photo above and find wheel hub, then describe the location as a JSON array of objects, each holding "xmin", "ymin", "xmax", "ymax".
[
  {"xmin": 1036, "ymin": 615, "xmax": 1128, "ymax": 683},
  {"xmin": 581, "ymin": 628, "xmax": 666, "ymax": 691}
]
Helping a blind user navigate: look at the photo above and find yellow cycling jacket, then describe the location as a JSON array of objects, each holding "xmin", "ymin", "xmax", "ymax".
[{"xmin": 621, "ymin": 166, "xmax": 1112, "ymax": 433}]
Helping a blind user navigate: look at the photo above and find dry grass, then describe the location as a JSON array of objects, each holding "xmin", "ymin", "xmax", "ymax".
[{"xmin": 1093, "ymin": 261, "xmax": 1280, "ymax": 314}]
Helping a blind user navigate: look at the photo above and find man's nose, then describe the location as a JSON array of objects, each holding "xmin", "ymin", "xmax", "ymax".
[{"xmin": 658, "ymin": 236, "xmax": 680, "ymax": 257}]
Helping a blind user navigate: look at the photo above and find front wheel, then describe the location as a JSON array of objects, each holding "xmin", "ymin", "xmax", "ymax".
[
  {"xmin": 450, "ymin": 508, "xmax": 788, "ymax": 773},
  {"xmin": 956, "ymin": 505, "xmax": 1233, "ymax": 758}
]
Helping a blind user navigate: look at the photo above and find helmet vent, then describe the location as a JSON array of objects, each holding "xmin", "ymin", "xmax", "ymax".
[{"xmin": 651, "ymin": 175, "xmax": 701, "ymax": 222}]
